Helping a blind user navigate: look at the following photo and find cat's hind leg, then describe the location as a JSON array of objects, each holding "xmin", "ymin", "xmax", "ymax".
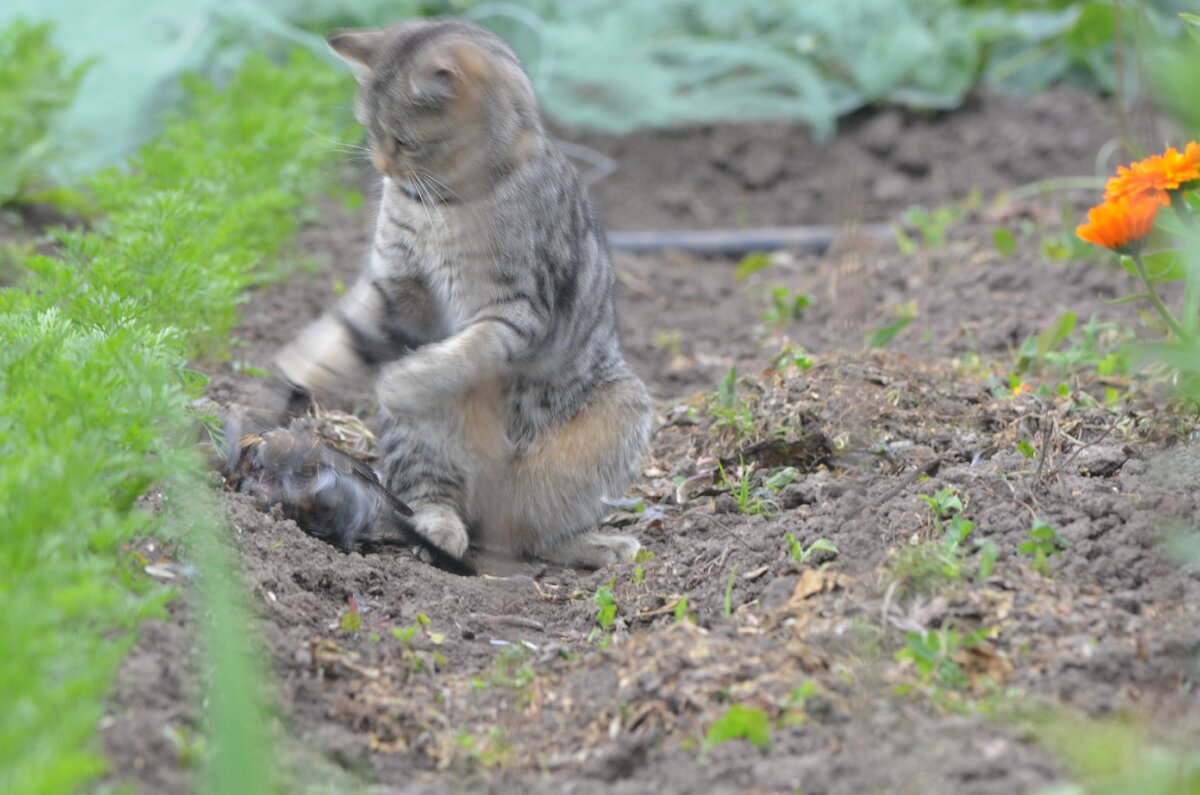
[
  {"xmin": 489, "ymin": 376, "xmax": 652, "ymax": 569},
  {"xmin": 539, "ymin": 531, "xmax": 641, "ymax": 569}
]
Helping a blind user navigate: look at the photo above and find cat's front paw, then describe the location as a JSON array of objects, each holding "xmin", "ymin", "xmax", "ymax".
[
  {"xmin": 411, "ymin": 504, "xmax": 470, "ymax": 560},
  {"xmin": 275, "ymin": 315, "xmax": 359, "ymax": 394}
]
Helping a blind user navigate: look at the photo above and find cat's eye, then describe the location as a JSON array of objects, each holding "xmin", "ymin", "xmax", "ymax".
[{"xmin": 393, "ymin": 135, "xmax": 418, "ymax": 152}]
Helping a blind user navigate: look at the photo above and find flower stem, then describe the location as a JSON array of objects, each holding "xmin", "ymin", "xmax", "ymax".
[{"xmin": 1129, "ymin": 250, "xmax": 1193, "ymax": 342}]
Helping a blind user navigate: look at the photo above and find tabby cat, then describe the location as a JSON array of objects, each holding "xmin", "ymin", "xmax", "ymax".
[{"xmin": 273, "ymin": 19, "xmax": 653, "ymax": 569}]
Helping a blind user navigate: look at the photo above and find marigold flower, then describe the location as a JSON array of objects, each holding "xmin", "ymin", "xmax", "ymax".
[
  {"xmin": 1076, "ymin": 193, "xmax": 1161, "ymax": 251},
  {"xmin": 1104, "ymin": 141, "xmax": 1200, "ymax": 204}
]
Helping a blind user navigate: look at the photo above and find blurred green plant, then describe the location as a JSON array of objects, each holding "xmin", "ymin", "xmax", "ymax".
[
  {"xmin": 0, "ymin": 34, "xmax": 354, "ymax": 795},
  {"xmin": 704, "ymin": 704, "xmax": 771, "ymax": 752},
  {"xmin": 5, "ymin": 0, "xmax": 1192, "ymax": 176},
  {"xmin": 1020, "ymin": 518, "xmax": 1068, "ymax": 575},
  {"xmin": 0, "ymin": 19, "xmax": 89, "ymax": 203},
  {"xmin": 1035, "ymin": 714, "xmax": 1200, "ymax": 795}
]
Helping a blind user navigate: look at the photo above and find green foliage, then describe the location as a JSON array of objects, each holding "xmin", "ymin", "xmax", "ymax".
[
  {"xmin": 0, "ymin": 19, "xmax": 89, "ymax": 203},
  {"xmin": 10, "ymin": 0, "xmax": 1191, "ymax": 178},
  {"xmin": 723, "ymin": 565, "xmax": 738, "ymax": 617},
  {"xmin": 918, "ymin": 486, "xmax": 964, "ymax": 521},
  {"xmin": 734, "ymin": 251, "xmax": 772, "ymax": 282},
  {"xmin": 1020, "ymin": 519, "xmax": 1068, "ymax": 575},
  {"xmin": 594, "ymin": 585, "xmax": 618, "ymax": 630},
  {"xmin": 704, "ymin": 705, "xmax": 771, "ymax": 751},
  {"xmin": 674, "ymin": 594, "xmax": 691, "ymax": 623},
  {"xmin": 895, "ymin": 627, "xmax": 986, "ymax": 691},
  {"xmin": 716, "ymin": 460, "xmax": 804, "ymax": 519},
  {"xmin": 1014, "ymin": 314, "xmax": 1134, "ymax": 384},
  {"xmin": 895, "ymin": 191, "xmax": 980, "ymax": 253},
  {"xmin": 508, "ymin": 0, "xmax": 1188, "ymax": 137},
  {"xmin": 993, "ymin": 227, "xmax": 1017, "ymax": 256},
  {"xmin": 1035, "ymin": 715, "xmax": 1200, "ymax": 795},
  {"xmin": 708, "ymin": 367, "xmax": 759, "ymax": 443},
  {"xmin": 781, "ymin": 680, "xmax": 820, "ymax": 724},
  {"xmin": 340, "ymin": 610, "xmax": 362, "ymax": 633},
  {"xmin": 760, "ymin": 286, "xmax": 811, "ymax": 329},
  {"xmin": 785, "ymin": 533, "xmax": 840, "ymax": 565},
  {"xmin": 766, "ymin": 342, "xmax": 815, "ymax": 374},
  {"xmin": 632, "ymin": 548, "xmax": 655, "ymax": 586},
  {"xmin": 0, "ymin": 42, "xmax": 353, "ymax": 794},
  {"xmin": 865, "ymin": 303, "xmax": 918, "ymax": 349},
  {"xmin": 888, "ymin": 504, "xmax": 998, "ymax": 595}
]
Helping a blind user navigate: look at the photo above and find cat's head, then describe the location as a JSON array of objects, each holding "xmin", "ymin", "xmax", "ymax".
[{"xmin": 329, "ymin": 20, "xmax": 542, "ymax": 198}]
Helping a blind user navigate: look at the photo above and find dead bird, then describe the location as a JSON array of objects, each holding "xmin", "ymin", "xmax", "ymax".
[{"xmin": 222, "ymin": 414, "xmax": 474, "ymax": 575}]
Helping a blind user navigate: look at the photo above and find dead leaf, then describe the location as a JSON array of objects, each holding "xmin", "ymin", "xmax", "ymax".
[{"xmin": 792, "ymin": 568, "xmax": 851, "ymax": 601}]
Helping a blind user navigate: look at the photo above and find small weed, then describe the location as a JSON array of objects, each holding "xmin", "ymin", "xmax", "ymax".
[
  {"xmin": 708, "ymin": 367, "xmax": 759, "ymax": 443},
  {"xmin": 785, "ymin": 533, "xmax": 839, "ymax": 565},
  {"xmin": 1014, "ymin": 313, "xmax": 1134, "ymax": 384},
  {"xmin": 865, "ymin": 302, "xmax": 918, "ymax": 349},
  {"xmin": 762, "ymin": 467, "xmax": 798, "ymax": 491},
  {"xmin": 652, "ymin": 329, "xmax": 683, "ymax": 356},
  {"xmin": 780, "ymin": 680, "xmax": 820, "ymax": 725},
  {"xmin": 674, "ymin": 595, "xmax": 691, "ymax": 624},
  {"xmin": 992, "ymin": 227, "xmax": 1017, "ymax": 256},
  {"xmin": 1020, "ymin": 519, "xmax": 1067, "ymax": 575},
  {"xmin": 760, "ymin": 286, "xmax": 811, "ymax": 329},
  {"xmin": 723, "ymin": 565, "xmax": 738, "ymax": 617},
  {"xmin": 716, "ymin": 460, "xmax": 799, "ymax": 518},
  {"xmin": 894, "ymin": 190, "xmax": 980, "ymax": 253},
  {"xmin": 456, "ymin": 725, "xmax": 513, "ymax": 770},
  {"xmin": 594, "ymin": 585, "xmax": 618, "ymax": 631},
  {"xmin": 392, "ymin": 625, "xmax": 418, "ymax": 649},
  {"xmin": 765, "ymin": 341, "xmax": 815, "ymax": 374},
  {"xmin": 888, "ymin": 514, "xmax": 997, "ymax": 595},
  {"xmin": 632, "ymin": 549, "xmax": 654, "ymax": 586},
  {"xmin": 716, "ymin": 460, "xmax": 769, "ymax": 517},
  {"xmin": 895, "ymin": 627, "xmax": 987, "ymax": 692},
  {"xmin": 733, "ymin": 251, "xmax": 772, "ymax": 282},
  {"xmin": 918, "ymin": 485, "xmax": 964, "ymax": 521},
  {"xmin": 162, "ymin": 725, "xmax": 208, "ymax": 769},
  {"xmin": 492, "ymin": 644, "xmax": 534, "ymax": 691},
  {"xmin": 339, "ymin": 610, "xmax": 361, "ymax": 634},
  {"xmin": 704, "ymin": 705, "xmax": 771, "ymax": 752},
  {"xmin": 1042, "ymin": 204, "xmax": 1106, "ymax": 263}
]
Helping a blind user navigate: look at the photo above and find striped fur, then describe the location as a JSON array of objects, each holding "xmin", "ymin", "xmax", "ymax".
[{"xmin": 275, "ymin": 19, "xmax": 652, "ymax": 568}]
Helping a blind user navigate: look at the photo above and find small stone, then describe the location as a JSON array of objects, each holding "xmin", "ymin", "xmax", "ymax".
[{"xmin": 1076, "ymin": 445, "xmax": 1129, "ymax": 477}]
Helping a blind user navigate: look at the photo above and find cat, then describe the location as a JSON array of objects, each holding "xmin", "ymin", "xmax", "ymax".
[{"xmin": 272, "ymin": 19, "xmax": 653, "ymax": 570}]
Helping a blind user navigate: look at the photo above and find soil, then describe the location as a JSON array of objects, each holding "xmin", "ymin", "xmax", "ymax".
[{"xmin": 102, "ymin": 87, "xmax": 1200, "ymax": 795}]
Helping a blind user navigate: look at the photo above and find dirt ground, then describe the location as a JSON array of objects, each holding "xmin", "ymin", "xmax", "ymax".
[{"xmin": 102, "ymin": 88, "xmax": 1200, "ymax": 795}]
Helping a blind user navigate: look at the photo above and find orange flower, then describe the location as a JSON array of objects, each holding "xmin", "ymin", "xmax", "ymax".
[
  {"xmin": 1076, "ymin": 193, "xmax": 1161, "ymax": 250},
  {"xmin": 1104, "ymin": 141, "xmax": 1200, "ymax": 204}
]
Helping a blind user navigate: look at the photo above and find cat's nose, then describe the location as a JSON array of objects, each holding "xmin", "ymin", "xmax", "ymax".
[{"xmin": 370, "ymin": 150, "xmax": 391, "ymax": 175}]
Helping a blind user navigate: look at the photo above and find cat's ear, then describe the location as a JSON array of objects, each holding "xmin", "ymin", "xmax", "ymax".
[
  {"xmin": 327, "ymin": 30, "xmax": 384, "ymax": 71},
  {"xmin": 411, "ymin": 43, "xmax": 491, "ymax": 109}
]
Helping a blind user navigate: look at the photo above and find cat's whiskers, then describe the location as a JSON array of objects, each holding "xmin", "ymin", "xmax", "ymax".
[
  {"xmin": 419, "ymin": 171, "xmax": 459, "ymax": 202},
  {"xmin": 412, "ymin": 172, "xmax": 447, "ymax": 230},
  {"xmin": 405, "ymin": 172, "xmax": 431, "ymax": 226},
  {"xmin": 303, "ymin": 126, "xmax": 371, "ymax": 155}
]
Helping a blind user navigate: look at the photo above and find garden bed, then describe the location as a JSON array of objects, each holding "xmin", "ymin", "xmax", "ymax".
[{"xmin": 105, "ymin": 87, "xmax": 1200, "ymax": 794}]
